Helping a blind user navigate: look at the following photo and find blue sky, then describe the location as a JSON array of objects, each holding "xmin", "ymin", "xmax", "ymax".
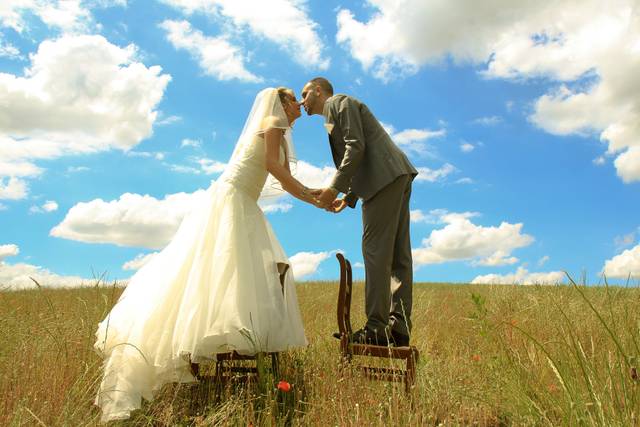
[{"xmin": 1, "ymin": 0, "xmax": 639, "ymax": 289}]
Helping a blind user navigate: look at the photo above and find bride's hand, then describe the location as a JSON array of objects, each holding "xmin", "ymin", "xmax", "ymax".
[{"xmin": 301, "ymin": 187, "xmax": 324, "ymax": 208}]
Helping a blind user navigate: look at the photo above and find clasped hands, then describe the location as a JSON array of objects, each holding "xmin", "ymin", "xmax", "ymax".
[{"xmin": 306, "ymin": 187, "xmax": 347, "ymax": 213}]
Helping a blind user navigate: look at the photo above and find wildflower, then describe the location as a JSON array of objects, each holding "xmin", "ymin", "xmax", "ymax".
[
  {"xmin": 548, "ymin": 383, "xmax": 559, "ymax": 393},
  {"xmin": 471, "ymin": 354, "xmax": 481, "ymax": 362},
  {"xmin": 277, "ymin": 380, "xmax": 291, "ymax": 392}
]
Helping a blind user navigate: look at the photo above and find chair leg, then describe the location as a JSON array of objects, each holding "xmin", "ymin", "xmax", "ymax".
[
  {"xmin": 405, "ymin": 352, "xmax": 416, "ymax": 393},
  {"xmin": 271, "ymin": 352, "xmax": 280, "ymax": 378},
  {"xmin": 190, "ymin": 362, "xmax": 200, "ymax": 379}
]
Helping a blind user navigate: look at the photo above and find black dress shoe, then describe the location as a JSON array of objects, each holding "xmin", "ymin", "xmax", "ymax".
[
  {"xmin": 390, "ymin": 330, "xmax": 410, "ymax": 347},
  {"xmin": 351, "ymin": 326, "xmax": 390, "ymax": 346}
]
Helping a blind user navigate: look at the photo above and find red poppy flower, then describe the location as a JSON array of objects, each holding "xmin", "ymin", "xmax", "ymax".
[{"xmin": 277, "ymin": 380, "xmax": 291, "ymax": 392}]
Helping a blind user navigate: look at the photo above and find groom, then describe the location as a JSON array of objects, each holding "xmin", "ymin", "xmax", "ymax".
[{"xmin": 300, "ymin": 77, "xmax": 418, "ymax": 346}]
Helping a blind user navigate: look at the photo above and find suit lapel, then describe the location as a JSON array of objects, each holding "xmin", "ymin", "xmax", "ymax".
[
  {"xmin": 328, "ymin": 134, "xmax": 341, "ymax": 169},
  {"xmin": 325, "ymin": 115, "xmax": 341, "ymax": 169}
]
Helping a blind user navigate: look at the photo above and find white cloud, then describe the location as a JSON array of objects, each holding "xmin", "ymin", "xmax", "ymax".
[
  {"xmin": 259, "ymin": 160, "xmax": 336, "ymax": 210},
  {"xmin": 168, "ymin": 164, "xmax": 201, "ymax": 174},
  {"xmin": 460, "ymin": 143, "xmax": 475, "ymax": 153},
  {"xmin": 160, "ymin": 19, "xmax": 262, "ymax": 83},
  {"xmin": 197, "ymin": 158, "xmax": 226, "ymax": 174},
  {"xmin": 415, "ymin": 163, "xmax": 456, "ymax": 183},
  {"xmin": 3, "ymin": 0, "xmax": 130, "ymax": 32},
  {"xmin": 167, "ymin": 157, "xmax": 227, "ymax": 175},
  {"xmin": 156, "ymin": 114, "xmax": 182, "ymax": 126},
  {"xmin": 259, "ymin": 201, "xmax": 293, "ymax": 214},
  {"xmin": 0, "ymin": 203, "xmax": 7, "ymax": 211},
  {"xmin": 472, "ymin": 250, "xmax": 519, "ymax": 267},
  {"xmin": 30, "ymin": 200, "xmax": 59, "ymax": 214},
  {"xmin": 181, "ymin": 138, "xmax": 201, "ymax": 148},
  {"xmin": 0, "ymin": 160, "xmax": 43, "ymax": 178},
  {"xmin": 455, "ymin": 177, "xmax": 473, "ymax": 185},
  {"xmin": 603, "ymin": 243, "xmax": 640, "ymax": 279},
  {"xmin": 0, "ymin": 38, "xmax": 20, "ymax": 59},
  {"xmin": 614, "ymin": 230, "xmax": 637, "ymax": 249},
  {"xmin": 0, "ymin": 244, "xmax": 19, "ymax": 260},
  {"xmin": 0, "ymin": 243, "xmax": 89, "ymax": 290},
  {"xmin": 51, "ymin": 184, "xmax": 306, "ymax": 254},
  {"xmin": 593, "ymin": 156, "xmax": 606, "ymax": 166},
  {"xmin": 537, "ymin": 255, "xmax": 550, "ymax": 267},
  {"xmin": 412, "ymin": 211, "xmax": 534, "ymax": 266},
  {"xmin": 0, "ymin": 35, "xmax": 170, "ymax": 198},
  {"xmin": 292, "ymin": 160, "xmax": 335, "ymax": 189},
  {"xmin": 505, "ymin": 101, "xmax": 515, "ymax": 112},
  {"xmin": 122, "ymin": 252, "xmax": 159, "ymax": 271},
  {"xmin": 410, "ymin": 209, "xmax": 428, "ymax": 224},
  {"xmin": 51, "ymin": 190, "xmax": 208, "ymax": 249},
  {"xmin": 0, "ymin": 0, "xmax": 91, "ymax": 33},
  {"xmin": 410, "ymin": 208, "xmax": 449, "ymax": 224},
  {"xmin": 381, "ymin": 122, "xmax": 445, "ymax": 156},
  {"xmin": 43, "ymin": 200, "xmax": 58, "ymax": 211},
  {"xmin": 472, "ymin": 116, "xmax": 503, "ymax": 126},
  {"xmin": 0, "ymin": 177, "xmax": 28, "ymax": 200},
  {"xmin": 0, "ymin": 0, "xmax": 127, "ymax": 34},
  {"xmin": 52, "ymin": 157, "xmax": 341, "ymax": 249},
  {"xmin": 127, "ymin": 151, "xmax": 165, "ymax": 161},
  {"xmin": 0, "ymin": 260, "xmax": 89, "ymax": 290},
  {"xmin": 471, "ymin": 267, "xmax": 565, "ymax": 285},
  {"xmin": 336, "ymin": 0, "xmax": 640, "ymax": 183},
  {"xmin": 67, "ymin": 166, "xmax": 90, "ymax": 173},
  {"xmin": 160, "ymin": 0, "xmax": 328, "ymax": 70},
  {"xmin": 289, "ymin": 250, "xmax": 331, "ymax": 279},
  {"xmin": 0, "ymin": 160, "xmax": 41, "ymax": 200}
]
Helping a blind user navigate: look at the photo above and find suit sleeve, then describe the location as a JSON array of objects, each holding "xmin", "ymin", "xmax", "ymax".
[
  {"xmin": 330, "ymin": 97, "xmax": 365, "ymax": 194},
  {"xmin": 344, "ymin": 191, "xmax": 358, "ymax": 208}
]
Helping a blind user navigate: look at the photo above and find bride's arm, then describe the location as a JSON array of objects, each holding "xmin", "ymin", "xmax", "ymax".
[{"xmin": 264, "ymin": 128, "xmax": 318, "ymax": 205}]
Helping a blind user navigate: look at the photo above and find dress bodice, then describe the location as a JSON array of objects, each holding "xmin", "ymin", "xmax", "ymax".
[{"xmin": 220, "ymin": 133, "xmax": 286, "ymax": 200}]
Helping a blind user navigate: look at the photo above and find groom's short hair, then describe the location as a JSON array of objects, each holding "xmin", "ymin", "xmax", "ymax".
[{"xmin": 309, "ymin": 77, "xmax": 333, "ymax": 96}]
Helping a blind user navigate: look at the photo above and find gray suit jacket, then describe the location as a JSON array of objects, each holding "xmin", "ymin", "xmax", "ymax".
[{"xmin": 324, "ymin": 94, "xmax": 418, "ymax": 208}]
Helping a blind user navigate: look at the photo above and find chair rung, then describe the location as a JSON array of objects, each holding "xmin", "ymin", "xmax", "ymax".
[
  {"xmin": 201, "ymin": 374, "xmax": 255, "ymax": 382},
  {"xmin": 224, "ymin": 366, "xmax": 258, "ymax": 373},
  {"xmin": 350, "ymin": 344, "xmax": 418, "ymax": 359},
  {"xmin": 215, "ymin": 352, "xmax": 277, "ymax": 361},
  {"xmin": 216, "ymin": 353, "xmax": 254, "ymax": 361},
  {"xmin": 360, "ymin": 366, "xmax": 406, "ymax": 382}
]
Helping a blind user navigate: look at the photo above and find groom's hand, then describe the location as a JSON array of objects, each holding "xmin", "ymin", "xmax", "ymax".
[
  {"xmin": 331, "ymin": 198, "xmax": 348, "ymax": 213},
  {"xmin": 317, "ymin": 187, "xmax": 338, "ymax": 209}
]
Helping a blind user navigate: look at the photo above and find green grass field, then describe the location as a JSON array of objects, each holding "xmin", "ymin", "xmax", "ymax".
[{"xmin": 1, "ymin": 279, "xmax": 638, "ymax": 426}]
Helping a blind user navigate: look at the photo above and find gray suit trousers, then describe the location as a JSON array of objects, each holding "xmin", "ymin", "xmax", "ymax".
[{"xmin": 362, "ymin": 173, "xmax": 413, "ymax": 337}]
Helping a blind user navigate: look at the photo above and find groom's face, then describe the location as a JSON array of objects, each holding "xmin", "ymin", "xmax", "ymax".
[{"xmin": 300, "ymin": 83, "xmax": 321, "ymax": 116}]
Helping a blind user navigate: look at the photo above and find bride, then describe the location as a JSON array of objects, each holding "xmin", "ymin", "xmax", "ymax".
[{"xmin": 94, "ymin": 87, "xmax": 317, "ymax": 422}]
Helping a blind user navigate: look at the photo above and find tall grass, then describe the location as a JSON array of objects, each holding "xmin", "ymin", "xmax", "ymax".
[{"xmin": 0, "ymin": 279, "xmax": 638, "ymax": 426}]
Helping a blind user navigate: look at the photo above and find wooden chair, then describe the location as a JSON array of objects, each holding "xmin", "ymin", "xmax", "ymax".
[
  {"xmin": 189, "ymin": 263, "xmax": 290, "ymax": 382},
  {"xmin": 335, "ymin": 253, "xmax": 419, "ymax": 392}
]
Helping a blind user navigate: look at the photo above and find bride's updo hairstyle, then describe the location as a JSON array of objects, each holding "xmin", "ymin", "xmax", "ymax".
[{"xmin": 277, "ymin": 87, "xmax": 295, "ymax": 105}]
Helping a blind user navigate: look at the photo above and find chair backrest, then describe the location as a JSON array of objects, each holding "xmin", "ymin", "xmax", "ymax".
[{"xmin": 336, "ymin": 253, "xmax": 353, "ymax": 336}]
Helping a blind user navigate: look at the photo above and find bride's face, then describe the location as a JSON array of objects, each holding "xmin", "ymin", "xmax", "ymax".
[{"xmin": 283, "ymin": 95, "xmax": 301, "ymax": 123}]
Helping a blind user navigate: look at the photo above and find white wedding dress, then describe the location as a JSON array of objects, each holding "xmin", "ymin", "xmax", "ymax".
[{"xmin": 94, "ymin": 89, "xmax": 307, "ymax": 422}]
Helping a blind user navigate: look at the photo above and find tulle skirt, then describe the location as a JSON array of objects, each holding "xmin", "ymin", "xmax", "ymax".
[{"xmin": 94, "ymin": 180, "xmax": 307, "ymax": 422}]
